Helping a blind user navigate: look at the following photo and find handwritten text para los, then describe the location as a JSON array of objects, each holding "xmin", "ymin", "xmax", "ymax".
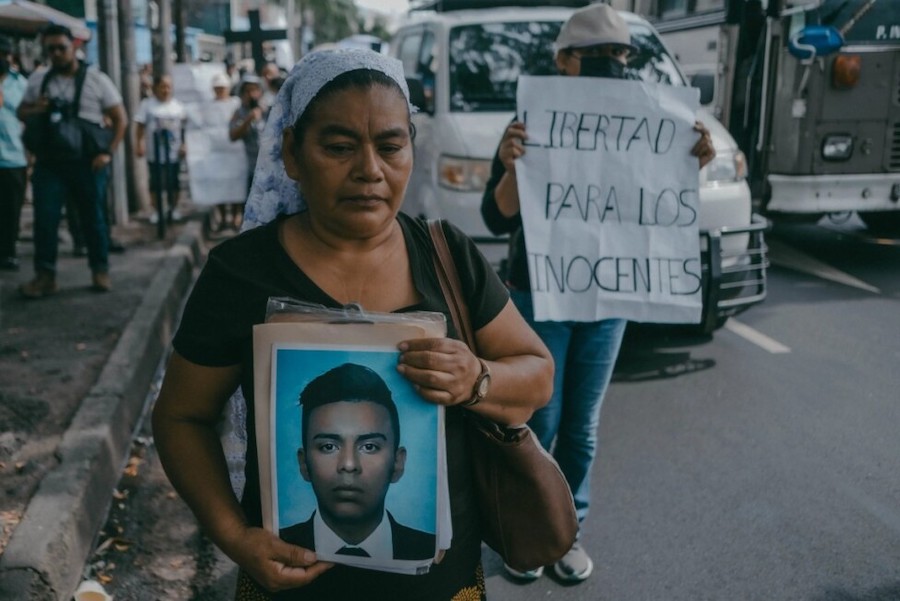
[{"xmin": 544, "ymin": 182, "xmax": 698, "ymax": 227}]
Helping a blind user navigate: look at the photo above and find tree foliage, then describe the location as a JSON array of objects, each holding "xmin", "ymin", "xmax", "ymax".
[{"xmin": 298, "ymin": 0, "xmax": 360, "ymax": 46}]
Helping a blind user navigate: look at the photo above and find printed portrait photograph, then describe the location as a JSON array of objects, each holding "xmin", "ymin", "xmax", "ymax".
[{"xmin": 270, "ymin": 345, "xmax": 439, "ymax": 566}]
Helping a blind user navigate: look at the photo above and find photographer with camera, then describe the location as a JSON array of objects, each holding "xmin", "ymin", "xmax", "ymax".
[
  {"xmin": 228, "ymin": 75, "xmax": 268, "ymax": 229},
  {"xmin": 16, "ymin": 24, "xmax": 126, "ymax": 297}
]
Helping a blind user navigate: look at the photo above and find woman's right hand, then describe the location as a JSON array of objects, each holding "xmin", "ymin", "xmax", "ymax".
[
  {"xmin": 229, "ymin": 526, "xmax": 334, "ymax": 592},
  {"xmin": 498, "ymin": 121, "xmax": 528, "ymax": 173}
]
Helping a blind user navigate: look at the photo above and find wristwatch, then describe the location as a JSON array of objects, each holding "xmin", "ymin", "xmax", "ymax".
[{"xmin": 462, "ymin": 359, "xmax": 491, "ymax": 407}]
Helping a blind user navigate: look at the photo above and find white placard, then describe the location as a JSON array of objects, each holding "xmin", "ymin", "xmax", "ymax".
[
  {"xmin": 516, "ymin": 75, "xmax": 702, "ymax": 323},
  {"xmin": 184, "ymin": 99, "xmax": 248, "ymax": 206}
]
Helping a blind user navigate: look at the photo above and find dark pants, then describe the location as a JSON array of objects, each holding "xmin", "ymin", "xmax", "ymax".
[
  {"xmin": 0, "ymin": 167, "xmax": 27, "ymax": 259},
  {"xmin": 148, "ymin": 161, "xmax": 181, "ymax": 210},
  {"xmin": 31, "ymin": 159, "xmax": 110, "ymax": 274}
]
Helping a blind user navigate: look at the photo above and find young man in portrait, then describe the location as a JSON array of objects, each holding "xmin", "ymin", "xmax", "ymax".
[{"xmin": 279, "ymin": 362, "xmax": 436, "ymax": 562}]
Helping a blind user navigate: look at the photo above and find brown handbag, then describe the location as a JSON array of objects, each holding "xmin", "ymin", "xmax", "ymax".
[{"xmin": 428, "ymin": 220, "xmax": 578, "ymax": 572}]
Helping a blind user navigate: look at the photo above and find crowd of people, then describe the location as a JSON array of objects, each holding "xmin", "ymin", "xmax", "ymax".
[
  {"xmin": 4, "ymin": 5, "xmax": 718, "ymax": 599},
  {"xmin": 0, "ymin": 24, "xmax": 284, "ymax": 296}
]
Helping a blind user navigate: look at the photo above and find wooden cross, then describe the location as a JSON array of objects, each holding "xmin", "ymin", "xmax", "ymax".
[{"xmin": 223, "ymin": 9, "xmax": 287, "ymax": 74}]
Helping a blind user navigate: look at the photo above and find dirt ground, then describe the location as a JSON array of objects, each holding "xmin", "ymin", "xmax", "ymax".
[
  {"xmin": 0, "ymin": 213, "xmax": 227, "ymax": 601},
  {"xmin": 0, "ymin": 220, "xmax": 168, "ymax": 556},
  {"xmin": 83, "ymin": 386, "xmax": 238, "ymax": 600}
]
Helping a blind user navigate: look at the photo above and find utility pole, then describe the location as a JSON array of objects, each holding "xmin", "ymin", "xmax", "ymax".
[
  {"xmin": 118, "ymin": 0, "xmax": 148, "ymax": 213},
  {"xmin": 95, "ymin": 0, "xmax": 129, "ymax": 226},
  {"xmin": 152, "ymin": 0, "xmax": 174, "ymax": 77},
  {"xmin": 174, "ymin": 0, "xmax": 187, "ymax": 63}
]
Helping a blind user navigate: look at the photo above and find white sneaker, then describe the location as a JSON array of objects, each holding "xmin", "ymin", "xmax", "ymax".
[
  {"xmin": 169, "ymin": 208, "xmax": 184, "ymax": 222},
  {"xmin": 553, "ymin": 542, "xmax": 593, "ymax": 582},
  {"xmin": 504, "ymin": 564, "xmax": 544, "ymax": 581},
  {"xmin": 148, "ymin": 212, "xmax": 159, "ymax": 225}
]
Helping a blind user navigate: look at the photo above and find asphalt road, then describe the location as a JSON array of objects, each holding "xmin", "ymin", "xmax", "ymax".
[{"xmin": 87, "ymin": 217, "xmax": 900, "ymax": 600}]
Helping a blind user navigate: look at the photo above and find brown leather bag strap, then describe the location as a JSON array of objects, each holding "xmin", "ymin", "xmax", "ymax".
[{"xmin": 428, "ymin": 220, "xmax": 476, "ymax": 350}]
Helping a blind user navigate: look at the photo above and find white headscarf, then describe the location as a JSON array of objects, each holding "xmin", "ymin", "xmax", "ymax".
[
  {"xmin": 222, "ymin": 49, "xmax": 414, "ymax": 498},
  {"xmin": 240, "ymin": 48, "xmax": 414, "ymax": 232}
]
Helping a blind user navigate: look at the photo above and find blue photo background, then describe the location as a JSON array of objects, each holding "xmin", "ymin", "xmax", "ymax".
[{"xmin": 273, "ymin": 346, "xmax": 439, "ymax": 534}]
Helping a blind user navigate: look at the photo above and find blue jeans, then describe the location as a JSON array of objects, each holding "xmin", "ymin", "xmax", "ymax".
[
  {"xmin": 511, "ymin": 289, "xmax": 626, "ymax": 526},
  {"xmin": 32, "ymin": 159, "xmax": 110, "ymax": 274}
]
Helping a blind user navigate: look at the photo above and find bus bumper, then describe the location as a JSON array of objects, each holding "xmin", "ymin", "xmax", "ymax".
[
  {"xmin": 767, "ymin": 173, "xmax": 900, "ymax": 214},
  {"xmin": 698, "ymin": 213, "xmax": 770, "ymax": 333}
]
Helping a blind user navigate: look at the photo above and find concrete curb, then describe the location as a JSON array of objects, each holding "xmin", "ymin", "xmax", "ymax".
[{"xmin": 0, "ymin": 222, "xmax": 204, "ymax": 601}]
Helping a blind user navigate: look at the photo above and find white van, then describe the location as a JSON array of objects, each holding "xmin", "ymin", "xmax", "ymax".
[{"xmin": 392, "ymin": 1, "xmax": 768, "ymax": 332}]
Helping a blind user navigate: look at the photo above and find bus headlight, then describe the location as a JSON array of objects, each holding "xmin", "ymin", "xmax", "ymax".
[
  {"xmin": 822, "ymin": 135, "xmax": 854, "ymax": 161},
  {"xmin": 704, "ymin": 150, "xmax": 747, "ymax": 184},
  {"xmin": 439, "ymin": 155, "xmax": 491, "ymax": 192}
]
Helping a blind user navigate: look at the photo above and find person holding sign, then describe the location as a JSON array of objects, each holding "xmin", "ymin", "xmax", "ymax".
[
  {"xmin": 481, "ymin": 3, "xmax": 716, "ymax": 584},
  {"xmin": 280, "ymin": 363, "xmax": 436, "ymax": 562},
  {"xmin": 152, "ymin": 48, "xmax": 553, "ymax": 600},
  {"xmin": 135, "ymin": 74, "xmax": 188, "ymax": 224}
]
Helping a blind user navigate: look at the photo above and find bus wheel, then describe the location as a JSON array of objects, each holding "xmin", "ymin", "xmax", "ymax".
[{"xmin": 858, "ymin": 211, "xmax": 900, "ymax": 235}]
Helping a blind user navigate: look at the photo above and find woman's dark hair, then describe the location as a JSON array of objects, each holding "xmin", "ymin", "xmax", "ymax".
[
  {"xmin": 291, "ymin": 69, "xmax": 415, "ymax": 148},
  {"xmin": 152, "ymin": 73, "xmax": 171, "ymax": 87}
]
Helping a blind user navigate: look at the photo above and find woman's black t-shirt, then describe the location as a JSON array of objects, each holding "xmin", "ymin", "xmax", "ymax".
[{"xmin": 172, "ymin": 212, "xmax": 509, "ymax": 600}]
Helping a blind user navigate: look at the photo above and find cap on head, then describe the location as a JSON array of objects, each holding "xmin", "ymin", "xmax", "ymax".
[
  {"xmin": 555, "ymin": 4, "xmax": 635, "ymax": 53},
  {"xmin": 238, "ymin": 74, "xmax": 262, "ymax": 93},
  {"xmin": 211, "ymin": 72, "xmax": 231, "ymax": 88}
]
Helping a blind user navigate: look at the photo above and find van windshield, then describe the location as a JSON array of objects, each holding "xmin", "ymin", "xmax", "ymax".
[{"xmin": 448, "ymin": 20, "xmax": 686, "ymax": 113}]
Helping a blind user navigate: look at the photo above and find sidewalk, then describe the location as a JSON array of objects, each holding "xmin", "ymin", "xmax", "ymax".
[{"xmin": 0, "ymin": 205, "xmax": 206, "ymax": 600}]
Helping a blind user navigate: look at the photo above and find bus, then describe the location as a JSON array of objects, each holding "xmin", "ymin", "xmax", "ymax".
[{"xmin": 639, "ymin": 0, "xmax": 900, "ymax": 234}]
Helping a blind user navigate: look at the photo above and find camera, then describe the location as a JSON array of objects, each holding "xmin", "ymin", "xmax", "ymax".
[
  {"xmin": 248, "ymin": 97, "xmax": 259, "ymax": 110},
  {"xmin": 47, "ymin": 98, "xmax": 73, "ymax": 123}
]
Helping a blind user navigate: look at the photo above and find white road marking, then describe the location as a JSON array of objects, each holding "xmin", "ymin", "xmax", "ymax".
[
  {"xmin": 725, "ymin": 319, "xmax": 792, "ymax": 354},
  {"xmin": 767, "ymin": 238, "xmax": 881, "ymax": 294}
]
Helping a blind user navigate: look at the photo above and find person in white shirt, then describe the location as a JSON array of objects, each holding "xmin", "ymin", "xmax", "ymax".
[
  {"xmin": 206, "ymin": 73, "xmax": 242, "ymax": 232},
  {"xmin": 135, "ymin": 74, "xmax": 187, "ymax": 224}
]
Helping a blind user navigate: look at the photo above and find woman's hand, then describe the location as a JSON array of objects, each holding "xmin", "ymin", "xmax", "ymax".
[
  {"xmin": 498, "ymin": 121, "xmax": 528, "ymax": 173},
  {"xmin": 227, "ymin": 526, "xmax": 334, "ymax": 592},
  {"xmin": 692, "ymin": 120, "xmax": 716, "ymax": 169},
  {"xmin": 397, "ymin": 338, "xmax": 482, "ymax": 406}
]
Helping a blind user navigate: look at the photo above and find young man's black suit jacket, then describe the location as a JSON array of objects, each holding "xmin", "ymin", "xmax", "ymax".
[{"xmin": 279, "ymin": 511, "xmax": 435, "ymax": 561}]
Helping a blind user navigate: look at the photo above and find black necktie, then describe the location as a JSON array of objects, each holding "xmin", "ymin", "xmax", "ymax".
[{"xmin": 336, "ymin": 545, "xmax": 370, "ymax": 557}]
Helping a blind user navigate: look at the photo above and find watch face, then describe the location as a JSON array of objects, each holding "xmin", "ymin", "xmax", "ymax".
[{"xmin": 477, "ymin": 374, "xmax": 491, "ymax": 398}]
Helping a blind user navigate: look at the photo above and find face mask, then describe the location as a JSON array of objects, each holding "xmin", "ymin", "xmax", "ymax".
[{"xmin": 578, "ymin": 56, "xmax": 627, "ymax": 79}]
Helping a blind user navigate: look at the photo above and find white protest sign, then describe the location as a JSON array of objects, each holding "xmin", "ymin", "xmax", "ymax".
[
  {"xmin": 515, "ymin": 75, "xmax": 702, "ymax": 323},
  {"xmin": 184, "ymin": 99, "xmax": 249, "ymax": 206}
]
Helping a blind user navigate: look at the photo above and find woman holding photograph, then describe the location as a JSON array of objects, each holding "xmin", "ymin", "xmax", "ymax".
[{"xmin": 152, "ymin": 49, "xmax": 553, "ymax": 600}]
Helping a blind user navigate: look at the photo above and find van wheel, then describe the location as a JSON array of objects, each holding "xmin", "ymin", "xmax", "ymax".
[{"xmin": 859, "ymin": 211, "xmax": 900, "ymax": 235}]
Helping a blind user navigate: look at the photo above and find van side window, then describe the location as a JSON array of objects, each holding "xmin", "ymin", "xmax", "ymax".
[
  {"xmin": 398, "ymin": 32, "xmax": 424, "ymax": 77},
  {"xmin": 398, "ymin": 30, "xmax": 437, "ymax": 113},
  {"xmin": 418, "ymin": 31, "xmax": 437, "ymax": 113}
]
